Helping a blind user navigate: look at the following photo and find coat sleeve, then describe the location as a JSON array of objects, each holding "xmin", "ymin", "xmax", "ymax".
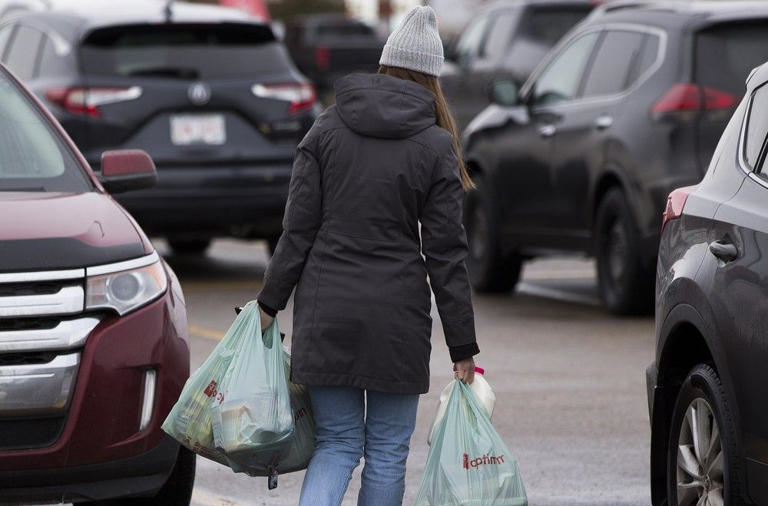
[
  {"xmin": 257, "ymin": 144, "xmax": 322, "ymax": 311},
  {"xmin": 420, "ymin": 148, "xmax": 479, "ymax": 362}
]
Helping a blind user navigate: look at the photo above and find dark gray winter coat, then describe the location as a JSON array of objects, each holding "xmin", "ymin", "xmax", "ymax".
[{"xmin": 257, "ymin": 73, "xmax": 477, "ymax": 394}]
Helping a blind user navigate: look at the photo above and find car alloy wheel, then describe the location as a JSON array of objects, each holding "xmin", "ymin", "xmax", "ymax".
[
  {"xmin": 607, "ymin": 219, "xmax": 627, "ymax": 284},
  {"xmin": 676, "ymin": 398, "xmax": 724, "ymax": 506}
]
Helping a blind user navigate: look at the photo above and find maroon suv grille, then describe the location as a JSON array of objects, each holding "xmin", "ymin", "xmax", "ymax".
[
  {"xmin": 0, "ymin": 351, "xmax": 57, "ymax": 366},
  {"xmin": 0, "ymin": 416, "xmax": 66, "ymax": 450}
]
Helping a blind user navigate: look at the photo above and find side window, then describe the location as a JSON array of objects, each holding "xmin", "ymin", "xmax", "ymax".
[
  {"xmin": 37, "ymin": 35, "xmax": 71, "ymax": 78},
  {"xmin": 0, "ymin": 24, "xmax": 14, "ymax": 60},
  {"xmin": 532, "ymin": 31, "xmax": 599, "ymax": 106},
  {"xmin": 4, "ymin": 25, "xmax": 43, "ymax": 81},
  {"xmin": 581, "ymin": 30, "xmax": 647, "ymax": 98},
  {"xmin": 482, "ymin": 10, "xmax": 516, "ymax": 62},
  {"xmin": 455, "ymin": 14, "xmax": 491, "ymax": 64},
  {"xmin": 744, "ymin": 83, "xmax": 768, "ymax": 170}
]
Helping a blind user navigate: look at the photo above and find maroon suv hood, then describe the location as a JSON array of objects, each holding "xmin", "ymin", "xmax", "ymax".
[{"xmin": 0, "ymin": 192, "xmax": 152, "ymax": 272}]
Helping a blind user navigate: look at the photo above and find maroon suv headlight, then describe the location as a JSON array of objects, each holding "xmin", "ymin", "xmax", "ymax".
[{"xmin": 85, "ymin": 253, "xmax": 167, "ymax": 315}]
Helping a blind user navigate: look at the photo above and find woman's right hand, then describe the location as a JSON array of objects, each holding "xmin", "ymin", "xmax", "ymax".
[
  {"xmin": 453, "ymin": 357, "xmax": 475, "ymax": 384},
  {"xmin": 258, "ymin": 306, "xmax": 274, "ymax": 331}
]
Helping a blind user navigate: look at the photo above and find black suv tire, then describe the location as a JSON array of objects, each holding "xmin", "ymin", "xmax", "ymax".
[
  {"xmin": 666, "ymin": 364, "xmax": 743, "ymax": 506},
  {"xmin": 595, "ymin": 188, "xmax": 653, "ymax": 314},
  {"xmin": 464, "ymin": 177, "xmax": 522, "ymax": 293},
  {"xmin": 168, "ymin": 239, "xmax": 211, "ymax": 256},
  {"xmin": 88, "ymin": 446, "xmax": 196, "ymax": 506}
]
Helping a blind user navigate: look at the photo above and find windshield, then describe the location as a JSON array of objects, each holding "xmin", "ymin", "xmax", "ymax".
[
  {"xmin": 0, "ymin": 69, "xmax": 90, "ymax": 192},
  {"xmin": 80, "ymin": 23, "xmax": 291, "ymax": 80}
]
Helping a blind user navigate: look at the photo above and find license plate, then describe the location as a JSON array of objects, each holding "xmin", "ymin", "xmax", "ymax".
[{"xmin": 170, "ymin": 114, "xmax": 226, "ymax": 145}]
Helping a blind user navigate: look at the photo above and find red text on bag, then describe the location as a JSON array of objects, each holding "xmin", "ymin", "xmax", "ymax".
[{"xmin": 463, "ymin": 453, "xmax": 505, "ymax": 469}]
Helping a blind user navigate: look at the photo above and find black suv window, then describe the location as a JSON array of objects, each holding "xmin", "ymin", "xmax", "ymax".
[
  {"xmin": 0, "ymin": 69, "xmax": 90, "ymax": 192},
  {"xmin": 454, "ymin": 14, "xmax": 491, "ymax": 63},
  {"xmin": 581, "ymin": 30, "xmax": 654, "ymax": 98},
  {"xmin": 697, "ymin": 22, "xmax": 768, "ymax": 99},
  {"xmin": 744, "ymin": 83, "xmax": 768, "ymax": 170},
  {"xmin": 532, "ymin": 31, "xmax": 599, "ymax": 106},
  {"xmin": 483, "ymin": 10, "xmax": 516, "ymax": 62},
  {"xmin": 519, "ymin": 6, "xmax": 591, "ymax": 46},
  {"xmin": 80, "ymin": 23, "xmax": 289, "ymax": 80},
  {"xmin": 4, "ymin": 25, "xmax": 42, "ymax": 81}
]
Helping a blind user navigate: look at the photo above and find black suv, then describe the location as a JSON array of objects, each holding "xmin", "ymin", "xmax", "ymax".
[
  {"xmin": 648, "ymin": 59, "xmax": 768, "ymax": 506},
  {"xmin": 440, "ymin": 0, "xmax": 594, "ymax": 130},
  {"xmin": 0, "ymin": 1, "xmax": 316, "ymax": 255},
  {"xmin": 284, "ymin": 14, "xmax": 382, "ymax": 99},
  {"xmin": 462, "ymin": 0, "xmax": 768, "ymax": 314}
]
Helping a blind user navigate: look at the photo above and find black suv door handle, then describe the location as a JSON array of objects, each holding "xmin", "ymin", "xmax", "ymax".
[
  {"xmin": 595, "ymin": 115, "xmax": 613, "ymax": 130},
  {"xmin": 709, "ymin": 240, "xmax": 738, "ymax": 262}
]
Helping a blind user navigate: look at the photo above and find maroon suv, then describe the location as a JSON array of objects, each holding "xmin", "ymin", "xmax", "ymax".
[{"xmin": 0, "ymin": 63, "xmax": 194, "ymax": 504}]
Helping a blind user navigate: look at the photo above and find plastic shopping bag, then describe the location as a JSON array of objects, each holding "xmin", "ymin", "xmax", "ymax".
[
  {"xmin": 161, "ymin": 301, "xmax": 257, "ymax": 466},
  {"xmin": 276, "ymin": 352, "xmax": 315, "ymax": 473},
  {"xmin": 210, "ymin": 301, "xmax": 293, "ymax": 459},
  {"xmin": 414, "ymin": 380, "xmax": 527, "ymax": 506}
]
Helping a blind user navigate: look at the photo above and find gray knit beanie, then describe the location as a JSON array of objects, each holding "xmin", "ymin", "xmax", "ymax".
[{"xmin": 379, "ymin": 6, "xmax": 444, "ymax": 77}]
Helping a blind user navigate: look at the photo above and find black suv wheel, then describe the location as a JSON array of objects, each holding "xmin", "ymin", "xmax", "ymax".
[
  {"xmin": 168, "ymin": 238, "xmax": 211, "ymax": 256},
  {"xmin": 88, "ymin": 446, "xmax": 196, "ymax": 506},
  {"xmin": 595, "ymin": 188, "xmax": 653, "ymax": 314},
  {"xmin": 464, "ymin": 177, "xmax": 522, "ymax": 293},
  {"xmin": 667, "ymin": 365, "xmax": 743, "ymax": 506}
]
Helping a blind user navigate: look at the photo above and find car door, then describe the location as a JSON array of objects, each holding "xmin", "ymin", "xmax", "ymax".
[
  {"xmin": 550, "ymin": 28, "xmax": 660, "ymax": 237},
  {"xmin": 705, "ymin": 82, "xmax": 768, "ymax": 479},
  {"xmin": 498, "ymin": 30, "xmax": 600, "ymax": 242}
]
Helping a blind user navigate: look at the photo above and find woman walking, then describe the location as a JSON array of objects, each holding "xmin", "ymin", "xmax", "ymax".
[{"xmin": 256, "ymin": 6, "xmax": 479, "ymax": 506}]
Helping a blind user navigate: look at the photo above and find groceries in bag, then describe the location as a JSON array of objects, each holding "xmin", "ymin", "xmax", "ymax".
[
  {"xmin": 429, "ymin": 366, "xmax": 495, "ymax": 445},
  {"xmin": 415, "ymin": 380, "xmax": 527, "ymax": 506},
  {"xmin": 162, "ymin": 301, "xmax": 315, "ymax": 487}
]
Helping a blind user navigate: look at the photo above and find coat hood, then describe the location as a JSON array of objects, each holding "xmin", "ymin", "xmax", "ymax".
[{"xmin": 334, "ymin": 73, "xmax": 436, "ymax": 139}]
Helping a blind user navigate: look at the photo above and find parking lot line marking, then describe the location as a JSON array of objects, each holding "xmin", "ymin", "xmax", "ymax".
[
  {"xmin": 522, "ymin": 269, "xmax": 595, "ymax": 280},
  {"xmin": 192, "ymin": 487, "xmax": 242, "ymax": 506},
  {"xmin": 189, "ymin": 324, "xmax": 226, "ymax": 341},
  {"xmin": 517, "ymin": 282, "xmax": 601, "ymax": 307}
]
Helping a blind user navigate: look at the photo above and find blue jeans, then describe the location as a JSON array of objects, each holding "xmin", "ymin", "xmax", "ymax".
[{"xmin": 298, "ymin": 386, "xmax": 420, "ymax": 506}]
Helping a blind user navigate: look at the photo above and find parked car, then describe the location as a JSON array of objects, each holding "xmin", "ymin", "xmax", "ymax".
[
  {"xmin": 462, "ymin": 0, "xmax": 768, "ymax": 314},
  {"xmin": 0, "ymin": 0, "xmax": 316, "ymax": 255},
  {"xmin": 284, "ymin": 14, "xmax": 382, "ymax": 98},
  {"xmin": 647, "ymin": 58, "xmax": 768, "ymax": 506},
  {"xmin": 0, "ymin": 62, "xmax": 193, "ymax": 504},
  {"xmin": 440, "ymin": 0, "xmax": 594, "ymax": 130}
]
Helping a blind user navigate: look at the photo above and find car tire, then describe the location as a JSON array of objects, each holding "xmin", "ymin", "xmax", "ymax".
[
  {"xmin": 168, "ymin": 238, "xmax": 211, "ymax": 256},
  {"xmin": 594, "ymin": 188, "xmax": 653, "ymax": 314},
  {"xmin": 666, "ymin": 364, "xmax": 744, "ymax": 506},
  {"xmin": 464, "ymin": 177, "xmax": 522, "ymax": 293},
  {"xmin": 87, "ymin": 446, "xmax": 196, "ymax": 506}
]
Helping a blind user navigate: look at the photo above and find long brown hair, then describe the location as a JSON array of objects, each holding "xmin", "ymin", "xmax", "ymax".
[{"xmin": 378, "ymin": 65, "xmax": 474, "ymax": 191}]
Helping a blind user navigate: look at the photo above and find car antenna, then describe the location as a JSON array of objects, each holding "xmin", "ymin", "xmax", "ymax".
[{"xmin": 164, "ymin": 0, "xmax": 174, "ymax": 22}]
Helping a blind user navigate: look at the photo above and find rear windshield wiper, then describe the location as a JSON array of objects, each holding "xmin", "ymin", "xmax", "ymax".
[{"xmin": 125, "ymin": 66, "xmax": 200, "ymax": 79}]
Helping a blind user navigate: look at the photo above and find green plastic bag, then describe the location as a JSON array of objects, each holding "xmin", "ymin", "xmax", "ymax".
[
  {"xmin": 161, "ymin": 301, "xmax": 257, "ymax": 466},
  {"xmin": 210, "ymin": 302, "xmax": 293, "ymax": 457},
  {"xmin": 414, "ymin": 380, "xmax": 527, "ymax": 506}
]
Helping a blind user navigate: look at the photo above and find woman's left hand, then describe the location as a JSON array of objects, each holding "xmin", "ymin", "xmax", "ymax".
[
  {"xmin": 259, "ymin": 306, "xmax": 274, "ymax": 331},
  {"xmin": 453, "ymin": 357, "xmax": 475, "ymax": 384}
]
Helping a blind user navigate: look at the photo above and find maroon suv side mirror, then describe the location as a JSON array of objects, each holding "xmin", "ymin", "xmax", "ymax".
[{"xmin": 99, "ymin": 149, "xmax": 158, "ymax": 194}]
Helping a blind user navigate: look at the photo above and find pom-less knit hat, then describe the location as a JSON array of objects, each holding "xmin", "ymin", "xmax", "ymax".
[{"xmin": 379, "ymin": 6, "xmax": 444, "ymax": 77}]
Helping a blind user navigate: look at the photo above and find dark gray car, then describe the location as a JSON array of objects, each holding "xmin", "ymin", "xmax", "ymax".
[
  {"xmin": 648, "ymin": 61, "xmax": 768, "ymax": 506},
  {"xmin": 440, "ymin": 0, "xmax": 593, "ymax": 130},
  {"xmin": 0, "ymin": 2, "xmax": 316, "ymax": 255},
  {"xmin": 462, "ymin": 0, "xmax": 768, "ymax": 314}
]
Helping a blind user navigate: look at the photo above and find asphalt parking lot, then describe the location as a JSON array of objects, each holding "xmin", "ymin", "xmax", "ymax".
[{"xmin": 154, "ymin": 238, "xmax": 654, "ymax": 506}]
